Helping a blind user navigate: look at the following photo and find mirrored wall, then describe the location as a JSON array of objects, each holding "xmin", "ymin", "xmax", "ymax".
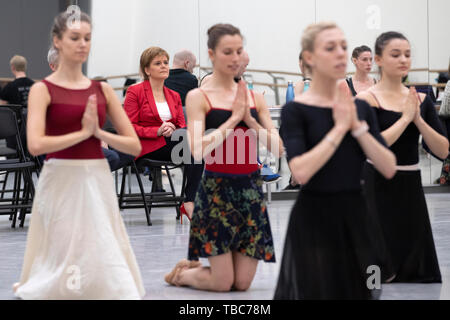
[{"xmin": 86, "ymin": 0, "xmax": 450, "ymax": 189}]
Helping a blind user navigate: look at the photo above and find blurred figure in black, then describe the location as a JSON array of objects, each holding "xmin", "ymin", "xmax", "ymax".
[{"xmin": 164, "ymin": 50, "xmax": 198, "ymax": 107}]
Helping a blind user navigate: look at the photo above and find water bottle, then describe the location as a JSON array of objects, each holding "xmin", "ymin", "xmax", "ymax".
[
  {"xmin": 247, "ymin": 80, "xmax": 254, "ymax": 90},
  {"xmin": 286, "ymin": 80, "xmax": 295, "ymax": 103},
  {"xmin": 303, "ymin": 79, "xmax": 311, "ymax": 92}
]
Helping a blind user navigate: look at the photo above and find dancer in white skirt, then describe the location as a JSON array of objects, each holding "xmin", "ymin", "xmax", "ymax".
[{"xmin": 12, "ymin": 11, "xmax": 145, "ymax": 299}]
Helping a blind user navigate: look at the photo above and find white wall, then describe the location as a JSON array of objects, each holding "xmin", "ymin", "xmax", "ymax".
[
  {"xmin": 88, "ymin": 0, "xmax": 199, "ymax": 99},
  {"xmin": 428, "ymin": 0, "xmax": 450, "ymax": 83},
  {"xmin": 198, "ymin": 0, "xmax": 315, "ymax": 73},
  {"xmin": 317, "ymin": 0, "xmax": 429, "ymax": 83},
  {"xmin": 87, "ymin": 0, "xmax": 449, "ymax": 103},
  {"xmin": 88, "ymin": 0, "xmax": 136, "ymax": 78}
]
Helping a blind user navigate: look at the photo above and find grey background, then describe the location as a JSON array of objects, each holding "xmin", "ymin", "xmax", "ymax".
[{"xmin": 0, "ymin": 0, "xmax": 91, "ymax": 81}]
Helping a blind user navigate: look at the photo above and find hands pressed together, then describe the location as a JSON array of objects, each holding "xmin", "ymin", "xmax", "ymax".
[
  {"xmin": 332, "ymin": 83, "xmax": 366, "ymax": 134},
  {"xmin": 402, "ymin": 86, "xmax": 421, "ymax": 125},
  {"xmin": 231, "ymin": 80, "xmax": 254, "ymax": 126},
  {"xmin": 81, "ymin": 94, "xmax": 100, "ymax": 139},
  {"xmin": 82, "ymin": 93, "xmax": 179, "ymax": 141}
]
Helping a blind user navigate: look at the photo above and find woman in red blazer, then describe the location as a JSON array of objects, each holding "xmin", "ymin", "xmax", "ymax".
[{"xmin": 124, "ymin": 47, "xmax": 203, "ymax": 222}]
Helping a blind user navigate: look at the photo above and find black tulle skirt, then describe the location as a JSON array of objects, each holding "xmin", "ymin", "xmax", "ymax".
[
  {"xmin": 363, "ymin": 163, "xmax": 442, "ymax": 283},
  {"xmin": 274, "ymin": 189, "xmax": 382, "ymax": 300}
]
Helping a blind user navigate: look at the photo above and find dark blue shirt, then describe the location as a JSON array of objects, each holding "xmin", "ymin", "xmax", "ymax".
[{"xmin": 164, "ymin": 69, "xmax": 198, "ymax": 106}]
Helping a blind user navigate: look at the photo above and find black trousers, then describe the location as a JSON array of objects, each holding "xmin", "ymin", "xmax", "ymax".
[{"xmin": 138, "ymin": 129, "xmax": 204, "ymax": 202}]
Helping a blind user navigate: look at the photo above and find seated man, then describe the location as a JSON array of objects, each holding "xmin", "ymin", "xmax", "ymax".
[
  {"xmin": 0, "ymin": 55, "xmax": 34, "ymax": 106},
  {"xmin": 0, "ymin": 55, "xmax": 34, "ymax": 151},
  {"xmin": 164, "ymin": 50, "xmax": 198, "ymax": 107}
]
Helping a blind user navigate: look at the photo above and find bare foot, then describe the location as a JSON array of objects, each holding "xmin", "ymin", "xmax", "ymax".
[
  {"xmin": 173, "ymin": 265, "xmax": 189, "ymax": 287},
  {"xmin": 164, "ymin": 260, "xmax": 190, "ymax": 285},
  {"xmin": 188, "ymin": 260, "xmax": 202, "ymax": 268}
]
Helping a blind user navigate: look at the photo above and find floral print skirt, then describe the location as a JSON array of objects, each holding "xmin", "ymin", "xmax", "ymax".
[{"xmin": 188, "ymin": 170, "xmax": 275, "ymax": 263}]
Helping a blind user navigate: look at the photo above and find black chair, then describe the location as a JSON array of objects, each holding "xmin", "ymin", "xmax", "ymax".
[
  {"xmin": 0, "ymin": 108, "xmax": 36, "ymax": 228},
  {"xmin": 0, "ymin": 143, "xmax": 17, "ymax": 199},
  {"xmin": 117, "ymin": 160, "xmax": 152, "ymax": 225},
  {"xmin": 118, "ymin": 159, "xmax": 187, "ymax": 226},
  {"xmin": 0, "ymin": 105, "xmax": 41, "ymax": 200},
  {"xmin": 409, "ymin": 85, "xmax": 437, "ymax": 103},
  {"xmin": 2, "ymin": 104, "xmax": 27, "ymax": 150}
]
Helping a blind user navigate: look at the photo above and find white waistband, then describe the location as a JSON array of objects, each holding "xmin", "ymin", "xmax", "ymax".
[
  {"xmin": 367, "ymin": 159, "xmax": 419, "ymax": 171},
  {"xmin": 44, "ymin": 158, "xmax": 108, "ymax": 167}
]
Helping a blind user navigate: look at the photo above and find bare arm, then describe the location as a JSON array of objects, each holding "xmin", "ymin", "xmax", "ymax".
[
  {"xmin": 351, "ymin": 91, "xmax": 396, "ymax": 178},
  {"xmin": 416, "ymin": 119, "xmax": 449, "ymax": 159},
  {"xmin": 96, "ymin": 82, "xmax": 141, "ymax": 156},
  {"xmin": 414, "ymin": 93, "xmax": 449, "ymax": 159},
  {"xmin": 288, "ymin": 125, "xmax": 348, "ymax": 185},
  {"xmin": 356, "ymin": 90, "xmax": 414, "ymax": 146},
  {"xmin": 186, "ymin": 83, "xmax": 247, "ymax": 162},
  {"xmin": 26, "ymin": 82, "xmax": 95, "ymax": 156},
  {"xmin": 243, "ymin": 92, "xmax": 284, "ymax": 158},
  {"xmin": 353, "ymin": 125, "xmax": 396, "ymax": 179},
  {"xmin": 378, "ymin": 116, "xmax": 411, "ymax": 146}
]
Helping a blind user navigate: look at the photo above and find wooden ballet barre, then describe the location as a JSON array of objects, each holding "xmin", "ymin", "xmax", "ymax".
[
  {"xmin": 111, "ymin": 82, "xmax": 447, "ymax": 92},
  {"xmin": 99, "ymin": 66, "xmax": 447, "ymax": 84},
  {"xmin": 101, "ymin": 73, "xmax": 139, "ymax": 80},
  {"xmin": 1, "ymin": 67, "xmax": 447, "ymax": 85},
  {"xmin": 407, "ymin": 83, "xmax": 447, "ymax": 88}
]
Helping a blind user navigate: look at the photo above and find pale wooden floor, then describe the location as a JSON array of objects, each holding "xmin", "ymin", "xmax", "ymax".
[{"xmin": 1, "ymin": 193, "xmax": 449, "ymax": 300}]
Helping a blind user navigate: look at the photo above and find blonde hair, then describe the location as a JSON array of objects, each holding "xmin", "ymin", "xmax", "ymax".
[
  {"xmin": 301, "ymin": 21, "xmax": 338, "ymax": 53},
  {"xmin": 139, "ymin": 47, "xmax": 170, "ymax": 80},
  {"xmin": 10, "ymin": 55, "xmax": 27, "ymax": 72}
]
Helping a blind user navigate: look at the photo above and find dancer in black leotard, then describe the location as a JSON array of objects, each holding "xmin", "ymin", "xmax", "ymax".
[
  {"xmin": 358, "ymin": 31, "xmax": 448, "ymax": 283},
  {"xmin": 274, "ymin": 22, "xmax": 397, "ymax": 300}
]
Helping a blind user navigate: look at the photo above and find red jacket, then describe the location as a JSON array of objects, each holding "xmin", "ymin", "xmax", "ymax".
[{"xmin": 124, "ymin": 80, "xmax": 186, "ymax": 158}]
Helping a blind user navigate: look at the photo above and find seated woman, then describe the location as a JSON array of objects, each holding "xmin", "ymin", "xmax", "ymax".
[{"xmin": 124, "ymin": 47, "xmax": 204, "ymax": 222}]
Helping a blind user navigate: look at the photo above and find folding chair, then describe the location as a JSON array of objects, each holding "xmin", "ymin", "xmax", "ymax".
[
  {"xmin": 0, "ymin": 108, "xmax": 36, "ymax": 227},
  {"xmin": 118, "ymin": 159, "xmax": 187, "ymax": 226}
]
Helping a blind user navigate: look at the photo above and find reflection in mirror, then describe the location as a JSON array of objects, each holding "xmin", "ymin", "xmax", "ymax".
[{"xmin": 84, "ymin": 0, "xmax": 450, "ymax": 192}]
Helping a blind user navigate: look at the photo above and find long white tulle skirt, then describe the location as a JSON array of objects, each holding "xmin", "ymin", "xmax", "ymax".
[{"xmin": 14, "ymin": 159, "xmax": 145, "ymax": 300}]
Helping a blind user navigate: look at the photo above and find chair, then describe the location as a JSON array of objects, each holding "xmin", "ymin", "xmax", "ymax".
[
  {"xmin": 118, "ymin": 159, "xmax": 187, "ymax": 226},
  {"xmin": 0, "ymin": 108, "xmax": 36, "ymax": 228},
  {"xmin": 409, "ymin": 84, "xmax": 436, "ymax": 102},
  {"xmin": 0, "ymin": 105, "xmax": 41, "ymax": 199},
  {"xmin": 0, "ymin": 143, "xmax": 18, "ymax": 199}
]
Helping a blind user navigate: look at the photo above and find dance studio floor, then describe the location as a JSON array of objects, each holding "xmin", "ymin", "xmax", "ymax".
[{"xmin": 0, "ymin": 191, "xmax": 449, "ymax": 300}]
